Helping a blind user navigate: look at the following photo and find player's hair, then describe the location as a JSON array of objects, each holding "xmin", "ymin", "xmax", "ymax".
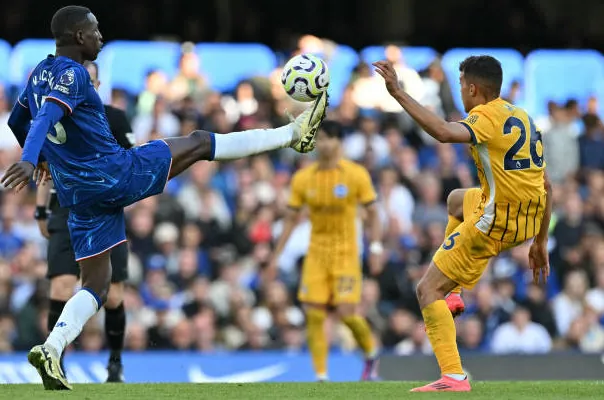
[
  {"xmin": 51, "ymin": 5, "xmax": 92, "ymax": 45},
  {"xmin": 320, "ymin": 120, "xmax": 344, "ymax": 139},
  {"xmin": 459, "ymin": 55, "xmax": 503, "ymax": 98}
]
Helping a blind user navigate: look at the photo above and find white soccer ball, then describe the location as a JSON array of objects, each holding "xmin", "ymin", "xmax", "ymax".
[{"xmin": 281, "ymin": 54, "xmax": 330, "ymax": 102}]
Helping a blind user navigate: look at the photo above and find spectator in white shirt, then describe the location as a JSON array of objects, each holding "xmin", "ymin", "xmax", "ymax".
[
  {"xmin": 552, "ymin": 270, "xmax": 589, "ymax": 337},
  {"xmin": 379, "ymin": 45, "xmax": 425, "ymax": 112},
  {"xmin": 343, "ymin": 111, "xmax": 390, "ymax": 166},
  {"xmin": 491, "ymin": 307, "xmax": 552, "ymax": 354}
]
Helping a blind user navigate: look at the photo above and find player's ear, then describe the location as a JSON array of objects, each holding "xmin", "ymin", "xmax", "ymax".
[
  {"xmin": 469, "ymin": 83, "xmax": 477, "ymax": 97},
  {"xmin": 76, "ymin": 30, "xmax": 85, "ymax": 45}
]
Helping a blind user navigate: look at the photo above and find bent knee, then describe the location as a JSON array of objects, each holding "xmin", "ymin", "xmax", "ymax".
[
  {"xmin": 447, "ymin": 189, "xmax": 466, "ymax": 220},
  {"xmin": 416, "ymin": 265, "xmax": 455, "ymax": 308}
]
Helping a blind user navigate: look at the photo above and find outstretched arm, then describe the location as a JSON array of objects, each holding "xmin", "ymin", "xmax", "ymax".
[{"xmin": 373, "ymin": 61, "xmax": 471, "ymax": 143}]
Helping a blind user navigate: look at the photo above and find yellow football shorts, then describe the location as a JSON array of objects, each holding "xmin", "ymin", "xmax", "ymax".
[
  {"xmin": 298, "ymin": 251, "xmax": 362, "ymax": 305},
  {"xmin": 434, "ymin": 188, "xmax": 519, "ymax": 289}
]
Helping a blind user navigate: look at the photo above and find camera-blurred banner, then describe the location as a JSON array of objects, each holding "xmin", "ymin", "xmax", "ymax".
[
  {"xmin": 0, "ymin": 352, "xmax": 362, "ymax": 384},
  {"xmin": 1, "ymin": 352, "xmax": 603, "ymax": 384}
]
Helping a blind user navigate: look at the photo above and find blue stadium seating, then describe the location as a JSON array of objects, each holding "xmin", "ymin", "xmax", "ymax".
[
  {"xmin": 4, "ymin": 39, "xmax": 604, "ymax": 119},
  {"xmin": 195, "ymin": 43, "xmax": 277, "ymax": 93},
  {"xmin": 96, "ymin": 41, "xmax": 181, "ymax": 95},
  {"xmin": 0, "ymin": 40, "xmax": 11, "ymax": 85},
  {"xmin": 442, "ymin": 48, "xmax": 525, "ymax": 113},
  {"xmin": 525, "ymin": 50, "xmax": 604, "ymax": 116},
  {"xmin": 325, "ymin": 45, "xmax": 359, "ymax": 106},
  {"xmin": 360, "ymin": 46, "xmax": 438, "ymax": 72},
  {"xmin": 9, "ymin": 39, "xmax": 55, "ymax": 85}
]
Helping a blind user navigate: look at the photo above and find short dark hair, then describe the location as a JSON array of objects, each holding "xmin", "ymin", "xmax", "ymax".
[
  {"xmin": 51, "ymin": 6, "xmax": 92, "ymax": 44},
  {"xmin": 320, "ymin": 120, "xmax": 344, "ymax": 140},
  {"xmin": 459, "ymin": 55, "xmax": 503, "ymax": 98}
]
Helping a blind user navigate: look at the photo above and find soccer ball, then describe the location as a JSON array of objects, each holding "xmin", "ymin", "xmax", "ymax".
[{"xmin": 281, "ymin": 54, "xmax": 329, "ymax": 102}]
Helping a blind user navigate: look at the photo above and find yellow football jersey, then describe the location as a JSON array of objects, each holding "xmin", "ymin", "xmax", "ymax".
[
  {"xmin": 459, "ymin": 98, "xmax": 546, "ymax": 243},
  {"xmin": 288, "ymin": 159, "xmax": 377, "ymax": 256}
]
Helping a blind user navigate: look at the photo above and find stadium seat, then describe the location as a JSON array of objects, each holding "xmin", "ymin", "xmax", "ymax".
[
  {"xmin": 0, "ymin": 40, "xmax": 11, "ymax": 85},
  {"xmin": 96, "ymin": 41, "xmax": 181, "ymax": 95},
  {"xmin": 326, "ymin": 45, "xmax": 359, "ymax": 106},
  {"xmin": 195, "ymin": 43, "xmax": 277, "ymax": 93},
  {"xmin": 9, "ymin": 39, "xmax": 55, "ymax": 86},
  {"xmin": 525, "ymin": 50, "xmax": 604, "ymax": 117},
  {"xmin": 442, "ymin": 48, "xmax": 525, "ymax": 113},
  {"xmin": 360, "ymin": 46, "xmax": 438, "ymax": 72}
]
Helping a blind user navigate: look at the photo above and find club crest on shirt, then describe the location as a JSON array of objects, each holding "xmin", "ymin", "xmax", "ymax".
[
  {"xmin": 59, "ymin": 69, "xmax": 75, "ymax": 86},
  {"xmin": 333, "ymin": 184, "xmax": 348, "ymax": 198}
]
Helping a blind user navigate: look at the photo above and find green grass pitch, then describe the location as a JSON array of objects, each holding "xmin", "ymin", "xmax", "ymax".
[{"xmin": 3, "ymin": 381, "xmax": 604, "ymax": 399}]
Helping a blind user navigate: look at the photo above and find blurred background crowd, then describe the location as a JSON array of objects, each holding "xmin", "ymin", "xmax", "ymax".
[{"xmin": 2, "ymin": 0, "xmax": 604, "ymax": 359}]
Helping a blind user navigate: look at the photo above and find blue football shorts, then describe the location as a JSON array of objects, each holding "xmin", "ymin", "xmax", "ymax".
[{"xmin": 68, "ymin": 140, "xmax": 172, "ymax": 261}]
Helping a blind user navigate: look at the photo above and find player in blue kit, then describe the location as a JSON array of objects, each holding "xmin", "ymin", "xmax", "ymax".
[{"xmin": 3, "ymin": 5, "xmax": 327, "ymax": 390}]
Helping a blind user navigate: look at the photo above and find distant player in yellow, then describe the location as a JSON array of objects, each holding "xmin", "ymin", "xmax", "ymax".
[
  {"xmin": 374, "ymin": 56, "xmax": 551, "ymax": 392},
  {"xmin": 270, "ymin": 120, "xmax": 383, "ymax": 381}
]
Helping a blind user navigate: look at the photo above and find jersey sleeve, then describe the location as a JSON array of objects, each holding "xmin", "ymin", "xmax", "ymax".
[
  {"xmin": 17, "ymin": 87, "xmax": 29, "ymax": 109},
  {"xmin": 356, "ymin": 166, "xmax": 377, "ymax": 205},
  {"xmin": 47, "ymin": 66, "xmax": 89, "ymax": 114},
  {"xmin": 458, "ymin": 108, "xmax": 495, "ymax": 144},
  {"xmin": 287, "ymin": 172, "xmax": 306, "ymax": 209}
]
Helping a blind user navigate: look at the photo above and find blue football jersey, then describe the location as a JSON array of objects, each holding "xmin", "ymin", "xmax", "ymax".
[{"xmin": 20, "ymin": 55, "xmax": 127, "ymax": 208}]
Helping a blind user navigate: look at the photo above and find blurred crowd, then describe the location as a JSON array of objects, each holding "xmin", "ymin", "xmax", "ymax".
[{"xmin": 1, "ymin": 37, "xmax": 604, "ymax": 357}]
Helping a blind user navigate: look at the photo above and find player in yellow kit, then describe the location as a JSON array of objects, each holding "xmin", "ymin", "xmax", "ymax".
[
  {"xmin": 270, "ymin": 120, "xmax": 383, "ymax": 382},
  {"xmin": 374, "ymin": 56, "xmax": 551, "ymax": 392}
]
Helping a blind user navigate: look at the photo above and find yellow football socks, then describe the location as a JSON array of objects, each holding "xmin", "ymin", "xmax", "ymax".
[
  {"xmin": 445, "ymin": 215, "xmax": 462, "ymax": 237},
  {"xmin": 342, "ymin": 315, "xmax": 376, "ymax": 358},
  {"xmin": 305, "ymin": 308, "xmax": 328, "ymax": 378},
  {"xmin": 422, "ymin": 300, "xmax": 464, "ymax": 375}
]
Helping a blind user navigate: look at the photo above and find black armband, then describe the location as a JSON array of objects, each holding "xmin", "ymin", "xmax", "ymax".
[{"xmin": 34, "ymin": 206, "xmax": 48, "ymax": 220}]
